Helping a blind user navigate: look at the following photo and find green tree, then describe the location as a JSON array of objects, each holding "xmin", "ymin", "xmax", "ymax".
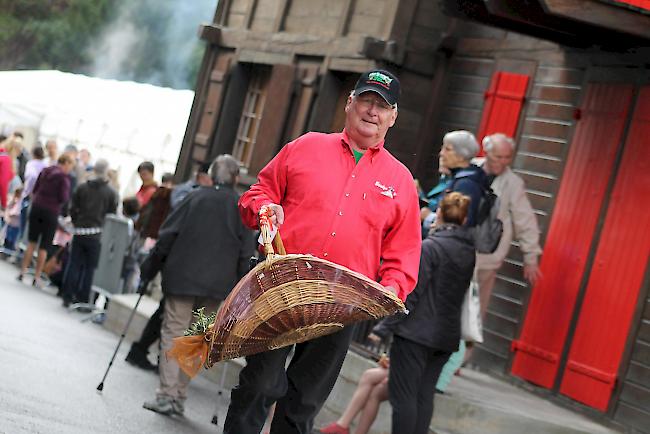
[{"xmin": 0, "ymin": 0, "xmax": 116, "ymax": 71}]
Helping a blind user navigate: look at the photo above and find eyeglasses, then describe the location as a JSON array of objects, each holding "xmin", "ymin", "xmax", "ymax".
[{"xmin": 355, "ymin": 95, "xmax": 394, "ymax": 111}]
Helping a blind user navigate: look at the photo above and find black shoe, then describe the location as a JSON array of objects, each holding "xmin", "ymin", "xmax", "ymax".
[
  {"xmin": 16, "ymin": 274, "xmax": 23, "ymax": 282},
  {"xmin": 62, "ymin": 299, "xmax": 71, "ymax": 308},
  {"xmin": 126, "ymin": 345, "xmax": 157, "ymax": 371}
]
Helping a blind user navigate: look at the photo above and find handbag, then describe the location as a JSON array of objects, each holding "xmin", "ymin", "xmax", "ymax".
[{"xmin": 460, "ymin": 279, "xmax": 483, "ymax": 343}]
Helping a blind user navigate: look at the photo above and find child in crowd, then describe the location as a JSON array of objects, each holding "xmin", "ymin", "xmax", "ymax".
[{"xmin": 3, "ymin": 188, "xmax": 23, "ymax": 252}]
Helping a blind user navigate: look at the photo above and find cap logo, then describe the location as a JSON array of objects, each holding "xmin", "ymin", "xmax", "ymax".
[{"xmin": 367, "ymin": 72, "xmax": 392, "ymax": 89}]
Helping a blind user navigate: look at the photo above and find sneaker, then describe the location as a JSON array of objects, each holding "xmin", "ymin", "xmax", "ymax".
[
  {"xmin": 171, "ymin": 399, "xmax": 185, "ymax": 416},
  {"xmin": 143, "ymin": 396, "xmax": 174, "ymax": 415},
  {"xmin": 317, "ymin": 422, "xmax": 349, "ymax": 434},
  {"xmin": 126, "ymin": 345, "xmax": 157, "ymax": 371}
]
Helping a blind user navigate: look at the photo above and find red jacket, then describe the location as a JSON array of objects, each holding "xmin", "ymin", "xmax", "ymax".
[
  {"xmin": 0, "ymin": 149, "xmax": 14, "ymax": 208},
  {"xmin": 239, "ymin": 130, "xmax": 421, "ymax": 301}
]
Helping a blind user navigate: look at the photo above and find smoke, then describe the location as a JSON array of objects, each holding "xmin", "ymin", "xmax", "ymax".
[{"xmin": 87, "ymin": 0, "xmax": 216, "ymax": 89}]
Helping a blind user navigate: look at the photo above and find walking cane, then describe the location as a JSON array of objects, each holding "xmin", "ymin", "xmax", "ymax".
[{"xmin": 96, "ymin": 280, "xmax": 149, "ymax": 392}]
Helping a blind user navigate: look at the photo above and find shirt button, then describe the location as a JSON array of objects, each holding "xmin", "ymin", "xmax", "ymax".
[
  {"xmin": 345, "ymin": 193, "xmax": 350, "ymax": 197},
  {"xmin": 338, "ymin": 211, "xmax": 343, "ymax": 216},
  {"xmin": 323, "ymin": 252, "xmax": 328, "ymax": 257},
  {"xmin": 351, "ymin": 174, "xmax": 356, "ymax": 178},
  {"xmin": 331, "ymin": 232, "xmax": 336, "ymax": 237}
]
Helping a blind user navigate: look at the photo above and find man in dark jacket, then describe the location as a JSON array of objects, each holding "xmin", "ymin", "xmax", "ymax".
[
  {"xmin": 62, "ymin": 159, "xmax": 118, "ymax": 306},
  {"xmin": 141, "ymin": 154, "xmax": 253, "ymax": 417}
]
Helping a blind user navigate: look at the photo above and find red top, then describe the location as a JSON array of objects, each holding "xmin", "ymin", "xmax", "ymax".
[
  {"xmin": 239, "ymin": 130, "xmax": 422, "ymax": 301},
  {"xmin": 136, "ymin": 183, "xmax": 158, "ymax": 207},
  {"xmin": 0, "ymin": 149, "xmax": 14, "ymax": 208}
]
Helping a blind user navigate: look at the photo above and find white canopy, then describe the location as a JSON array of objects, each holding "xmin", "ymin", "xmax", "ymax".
[{"xmin": 0, "ymin": 70, "xmax": 194, "ymax": 196}]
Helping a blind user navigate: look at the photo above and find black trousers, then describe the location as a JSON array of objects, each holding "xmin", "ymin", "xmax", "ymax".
[
  {"xmin": 388, "ymin": 335, "xmax": 451, "ymax": 434},
  {"xmin": 223, "ymin": 326, "xmax": 354, "ymax": 434},
  {"xmin": 134, "ymin": 297, "xmax": 165, "ymax": 351},
  {"xmin": 61, "ymin": 235, "xmax": 101, "ymax": 304}
]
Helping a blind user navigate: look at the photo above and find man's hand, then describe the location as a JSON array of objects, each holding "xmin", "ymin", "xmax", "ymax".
[
  {"xmin": 260, "ymin": 203, "xmax": 285, "ymax": 227},
  {"xmin": 523, "ymin": 263, "xmax": 542, "ymax": 287},
  {"xmin": 384, "ymin": 286, "xmax": 398, "ymax": 297},
  {"xmin": 367, "ymin": 332, "xmax": 382, "ymax": 345}
]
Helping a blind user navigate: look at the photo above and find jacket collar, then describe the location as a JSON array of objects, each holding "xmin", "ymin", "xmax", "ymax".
[
  {"xmin": 430, "ymin": 223, "xmax": 475, "ymax": 244},
  {"xmin": 340, "ymin": 129, "xmax": 385, "ymax": 163}
]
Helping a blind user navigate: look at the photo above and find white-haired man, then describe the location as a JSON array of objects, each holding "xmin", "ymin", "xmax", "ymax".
[
  {"xmin": 141, "ymin": 154, "xmax": 253, "ymax": 416},
  {"xmin": 224, "ymin": 69, "xmax": 421, "ymax": 434},
  {"xmin": 477, "ymin": 133, "xmax": 542, "ymax": 319}
]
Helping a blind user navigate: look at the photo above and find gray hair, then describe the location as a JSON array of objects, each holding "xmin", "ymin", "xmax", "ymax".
[
  {"xmin": 443, "ymin": 130, "xmax": 479, "ymax": 161},
  {"xmin": 483, "ymin": 133, "xmax": 516, "ymax": 153},
  {"xmin": 63, "ymin": 144, "xmax": 78, "ymax": 154},
  {"xmin": 211, "ymin": 154, "xmax": 241, "ymax": 185},
  {"xmin": 93, "ymin": 158, "xmax": 109, "ymax": 180}
]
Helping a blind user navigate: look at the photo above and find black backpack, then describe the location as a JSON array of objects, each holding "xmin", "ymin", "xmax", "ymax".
[{"xmin": 451, "ymin": 171, "xmax": 503, "ymax": 254}]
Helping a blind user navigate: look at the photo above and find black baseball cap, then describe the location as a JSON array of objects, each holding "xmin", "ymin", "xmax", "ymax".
[{"xmin": 354, "ymin": 69, "xmax": 400, "ymax": 106}]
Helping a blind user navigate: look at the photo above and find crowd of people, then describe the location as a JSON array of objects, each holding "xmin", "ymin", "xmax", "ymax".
[
  {"xmin": 0, "ymin": 132, "xmax": 181, "ymax": 309},
  {"xmin": 0, "ymin": 67, "xmax": 542, "ymax": 434}
]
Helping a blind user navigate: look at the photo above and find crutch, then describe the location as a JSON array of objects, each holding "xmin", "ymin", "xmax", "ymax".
[{"xmin": 96, "ymin": 280, "xmax": 148, "ymax": 392}]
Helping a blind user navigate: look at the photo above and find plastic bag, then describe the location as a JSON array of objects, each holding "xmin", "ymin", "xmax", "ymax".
[
  {"xmin": 461, "ymin": 279, "xmax": 483, "ymax": 343},
  {"xmin": 166, "ymin": 335, "xmax": 209, "ymax": 378}
]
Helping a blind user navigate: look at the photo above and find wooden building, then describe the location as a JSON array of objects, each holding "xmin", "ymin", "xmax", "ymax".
[{"xmin": 176, "ymin": 1, "xmax": 650, "ymax": 431}]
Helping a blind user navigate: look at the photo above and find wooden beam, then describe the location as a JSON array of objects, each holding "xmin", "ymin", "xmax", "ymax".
[
  {"xmin": 272, "ymin": 0, "xmax": 290, "ymax": 32},
  {"xmin": 337, "ymin": 0, "xmax": 356, "ymax": 37},
  {"xmin": 237, "ymin": 49, "xmax": 294, "ymax": 65},
  {"xmin": 244, "ymin": 0, "xmax": 259, "ymax": 30},
  {"xmin": 218, "ymin": 27, "xmax": 370, "ymax": 59},
  {"xmin": 328, "ymin": 57, "xmax": 376, "ymax": 73},
  {"xmin": 541, "ymin": 0, "xmax": 650, "ymax": 39},
  {"xmin": 199, "ymin": 24, "xmax": 222, "ymax": 44},
  {"xmin": 214, "ymin": 0, "xmax": 232, "ymax": 26}
]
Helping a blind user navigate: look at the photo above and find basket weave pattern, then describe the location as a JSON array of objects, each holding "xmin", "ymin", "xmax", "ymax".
[{"xmin": 205, "ymin": 253, "xmax": 405, "ymax": 366}]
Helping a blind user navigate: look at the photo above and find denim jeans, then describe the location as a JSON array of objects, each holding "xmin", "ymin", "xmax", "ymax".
[{"xmin": 62, "ymin": 235, "xmax": 101, "ymax": 304}]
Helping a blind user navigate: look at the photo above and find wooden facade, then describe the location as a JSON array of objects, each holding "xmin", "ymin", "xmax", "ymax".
[{"xmin": 176, "ymin": 0, "xmax": 650, "ymax": 432}]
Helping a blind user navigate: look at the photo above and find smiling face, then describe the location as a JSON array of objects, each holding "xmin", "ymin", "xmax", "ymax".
[{"xmin": 344, "ymin": 91, "xmax": 397, "ymax": 151}]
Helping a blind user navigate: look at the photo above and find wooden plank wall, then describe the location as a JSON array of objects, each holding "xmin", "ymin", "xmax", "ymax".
[
  {"xmin": 250, "ymin": 0, "xmax": 281, "ymax": 33},
  {"xmin": 475, "ymin": 63, "xmax": 585, "ymax": 374},
  {"xmin": 415, "ymin": 55, "xmax": 493, "ymax": 189},
  {"xmin": 432, "ymin": 22, "xmax": 588, "ymax": 373},
  {"xmin": 615, "ymin": 292, "xmax": 650, "ymax": 432},
  {"xmin": 283, "ymin": 0, "xmax": 347, "ymax": 37},
  {"xmin": 347, "ymin": 0, "xmax": 391, "ymax": 37},
  {"xmin": 225, "ymin": 0, "xmax": 252, "ymax": 28}
]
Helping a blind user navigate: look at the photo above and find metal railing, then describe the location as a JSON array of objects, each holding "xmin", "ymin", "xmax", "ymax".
[{"xmin": 349, "ymin": 320, "xmax": 391, "ymax": 360}]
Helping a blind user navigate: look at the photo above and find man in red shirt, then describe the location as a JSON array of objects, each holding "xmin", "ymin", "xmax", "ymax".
[
  {"xmin": 224, "ymin": 69, "xmax": 421, "ymax": 434},
  {"xmin": 135, "ymin": 161, "xmax": 158, "ymax": 207}
]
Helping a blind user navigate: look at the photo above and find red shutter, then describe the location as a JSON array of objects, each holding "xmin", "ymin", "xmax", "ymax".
[
  {"xmin": 511, "ymin": 83, "xmax": 635, "ymax": 388},
  {"xmin": 476, "ymin": 71, "xmax": 529, "ymax": 156},
  {"xmin": 559, "ymin": 86, "xmax": 650, "ymax": 410},
  {"xmin": 613, "ymin": 0, "xmax": 650, "ymax": 12}
]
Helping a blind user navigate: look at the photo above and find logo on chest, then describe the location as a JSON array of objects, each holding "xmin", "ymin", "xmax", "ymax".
[{"xmin": 374, "ymin": 181, "xmax": 397, "ymax": 199}]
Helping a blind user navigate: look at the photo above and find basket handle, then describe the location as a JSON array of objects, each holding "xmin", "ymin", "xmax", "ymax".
[{"xmin": 259, "ymin": 207, "xmax": 286, "ymax": 259}]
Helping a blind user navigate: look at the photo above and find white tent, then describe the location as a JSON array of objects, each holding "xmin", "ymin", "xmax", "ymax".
[{"xmin": 0, "ymin": 70, "xmax": 194, "ymax": 196}]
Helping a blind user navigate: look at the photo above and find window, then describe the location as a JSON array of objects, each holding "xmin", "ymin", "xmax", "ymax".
[{"xmin": 233, "ymin": 67, "xmax": 271, "ymax": 168}]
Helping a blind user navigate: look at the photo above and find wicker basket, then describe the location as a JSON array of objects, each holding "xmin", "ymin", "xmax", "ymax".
[{"xmin": 168, "ymin": 210, "xmax": 405, "ymax": 375}]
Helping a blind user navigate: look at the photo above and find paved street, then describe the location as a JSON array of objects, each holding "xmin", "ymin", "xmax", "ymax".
[{"xmin": 0, "ymin": 259, "xmax": 223, "ymax": 434}]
